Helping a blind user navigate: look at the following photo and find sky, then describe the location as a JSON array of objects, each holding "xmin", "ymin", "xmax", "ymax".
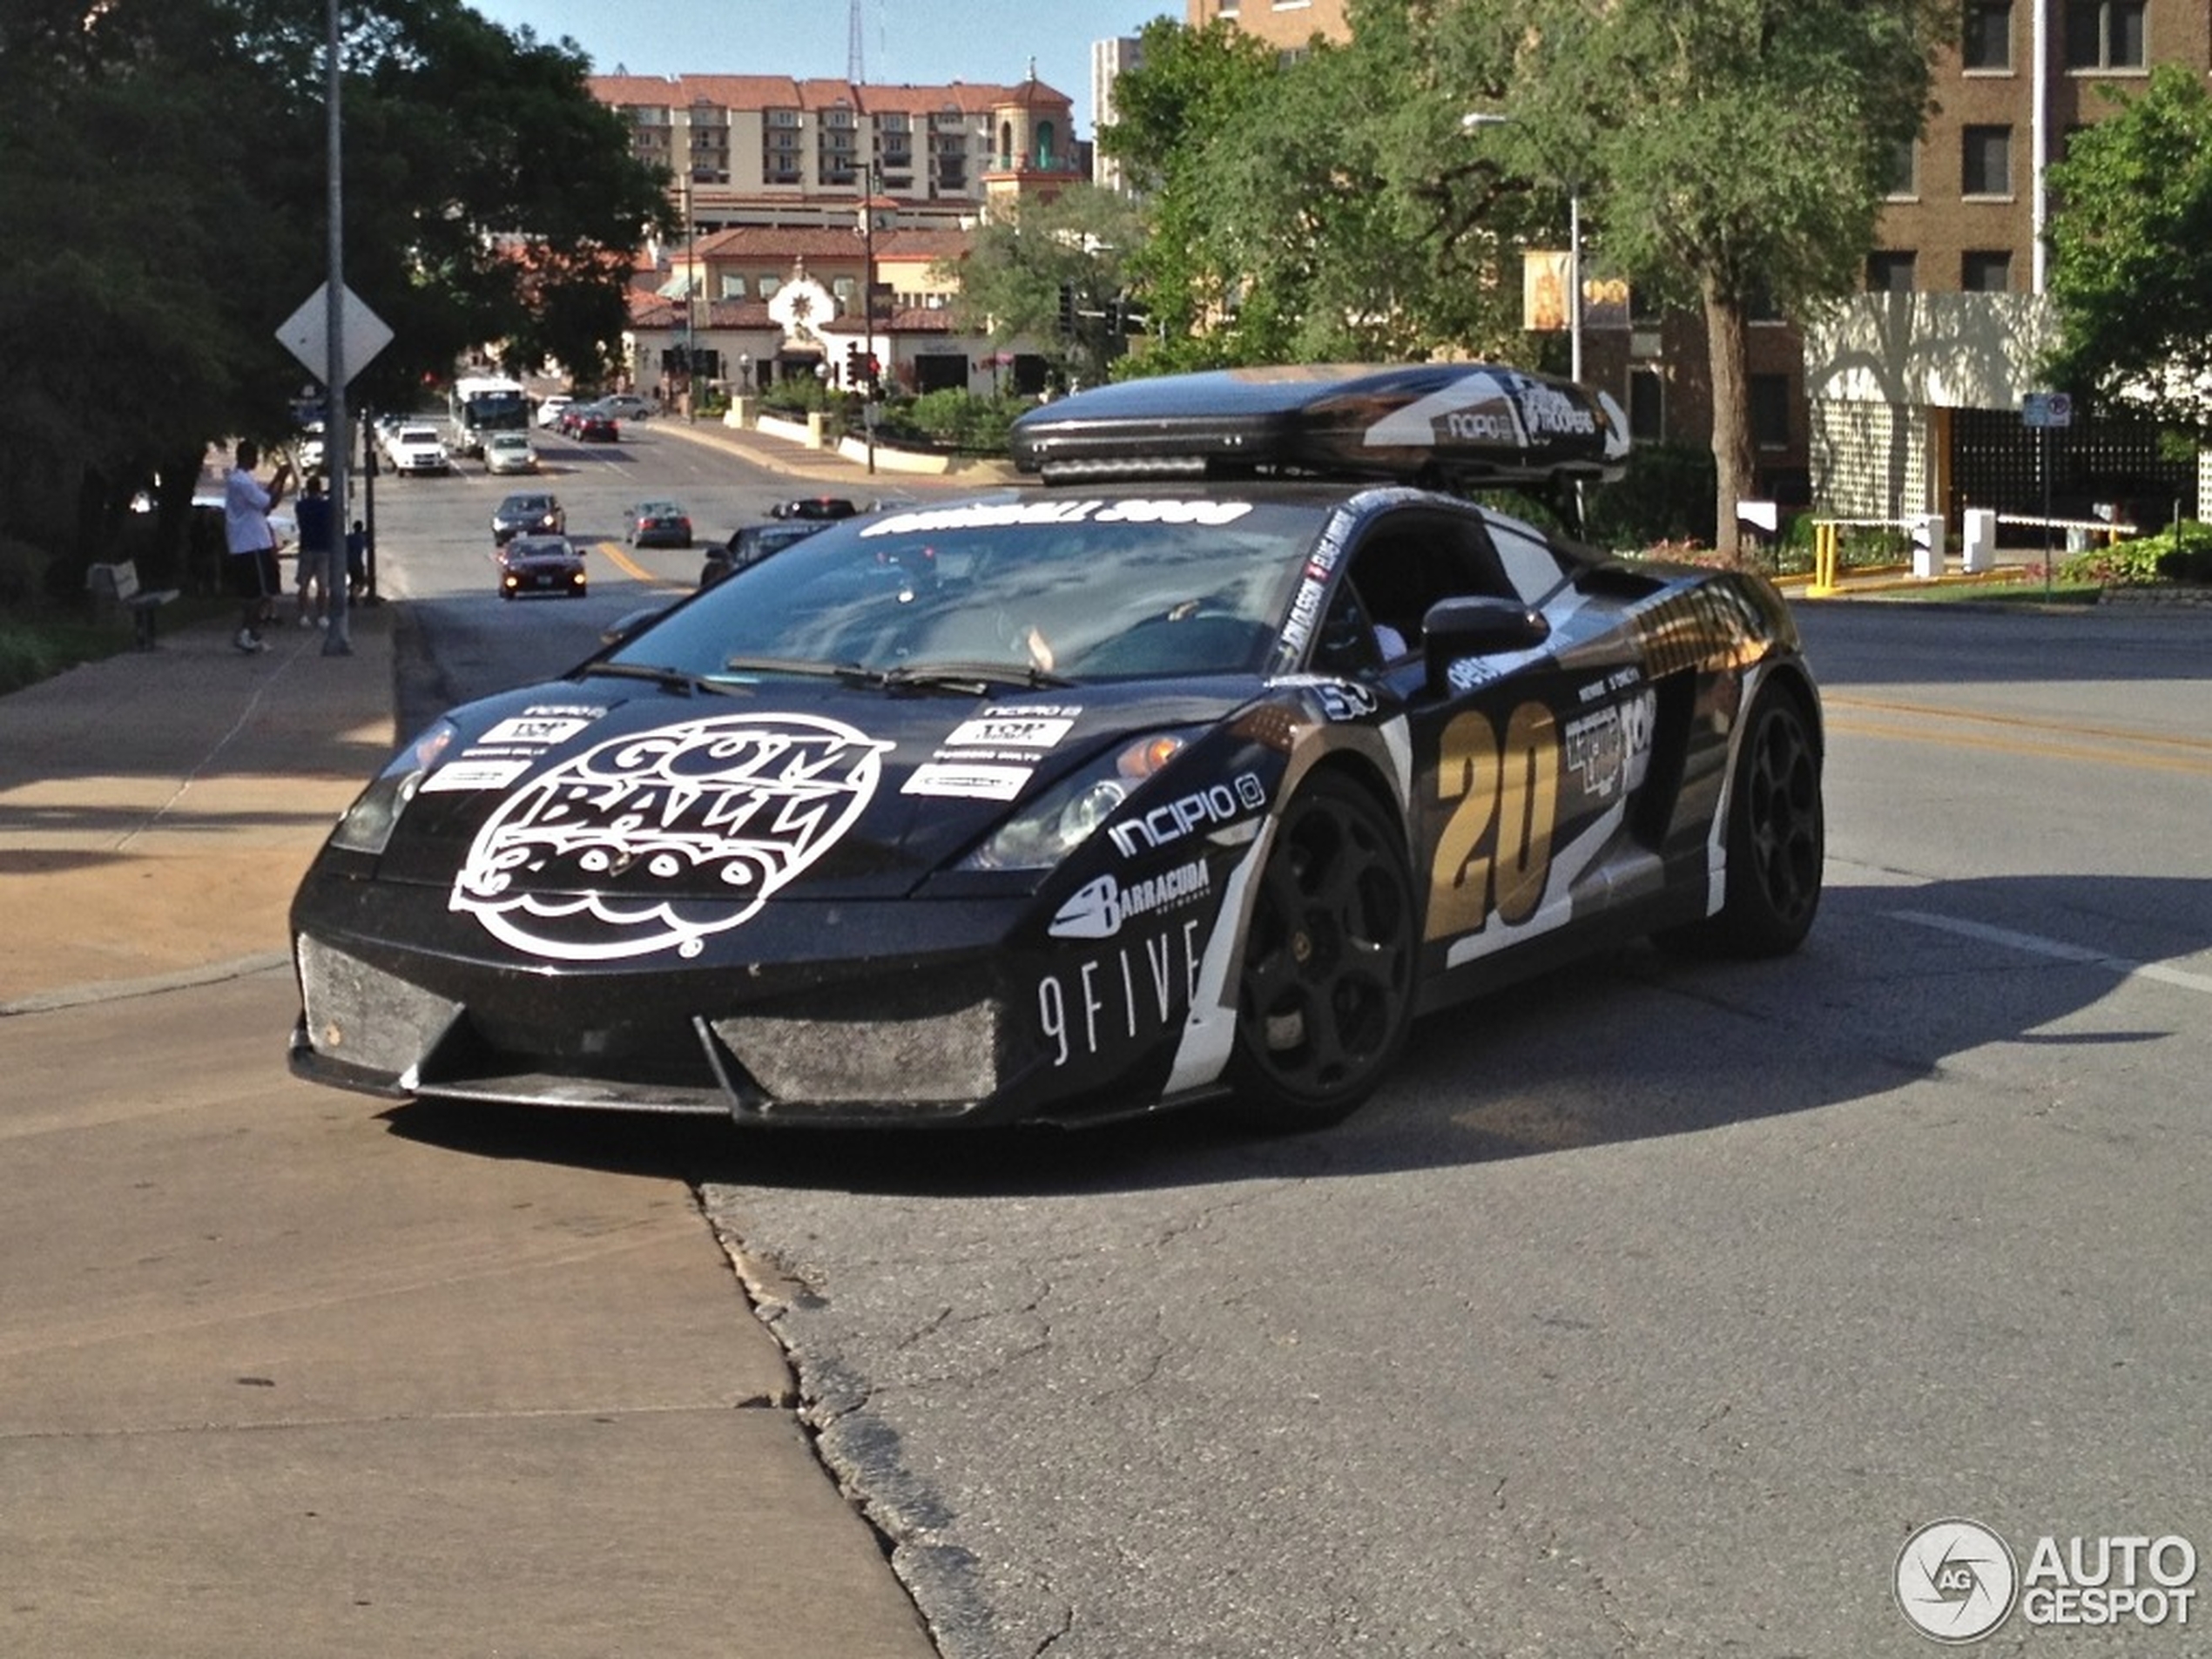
[{"xmin": 464, "ymin": 2, "xmax": 1170, "ymax": 132}]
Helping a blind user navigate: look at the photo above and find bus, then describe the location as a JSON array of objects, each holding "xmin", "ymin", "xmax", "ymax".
[{"xmin": 448, "ymin": 374, "xmax": 529, "ymax": 457}]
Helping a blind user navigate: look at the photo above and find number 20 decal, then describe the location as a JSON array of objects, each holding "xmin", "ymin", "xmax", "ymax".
[{"xmin": 1426, "ymin": 702, "xmax": 1561, "ymax": 941}]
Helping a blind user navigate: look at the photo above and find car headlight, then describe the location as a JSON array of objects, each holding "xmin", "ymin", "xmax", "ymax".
[
  {"xmin": 328, "ymin": 718, "xmax": 459, "ymax": 856},
  {"xmin": 961, "ymin": 732, "xmax": 1189, "ymax": 872}
]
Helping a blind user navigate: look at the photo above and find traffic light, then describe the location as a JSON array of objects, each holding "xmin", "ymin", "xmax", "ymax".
[
  {"xmin": 844, "ymin": 342, "xmax": 866, "ymax": 386},
  {"xmin": 865, "ymin": 354, "xmax": 881, "ymax": 391},
  {"xmin": 1056, "ymin": 281, "xmax": 1076, "ymax": 339}
]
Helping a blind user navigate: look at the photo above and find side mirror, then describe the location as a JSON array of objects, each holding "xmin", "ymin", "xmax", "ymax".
[
  {"xmin": 1421, "ymin": 596, "xmax": 1550, "ymax": 698},
  {"xmin": 599, "ymin": 604, "xmax": 666, "ymax": 650}
]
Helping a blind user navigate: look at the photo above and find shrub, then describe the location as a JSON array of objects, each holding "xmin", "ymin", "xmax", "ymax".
[
  {"xmin": 880, "ymin": 389, "xmax": 1032, "ymax": 455},
  {"xmin": 1583, "ymin": 443, "xmax": 1719, "ymax": 553},
  {"xmin": 2060, "ymin": 518, "xmax": 2212, "ymax": 586}
]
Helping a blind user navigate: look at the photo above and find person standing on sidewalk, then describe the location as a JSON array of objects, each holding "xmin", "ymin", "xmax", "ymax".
[
  {"xmin": 293, "ymin": 473, "xmax": 335, "ymax": 628},
  {"xmin": 223, "ymin": 440, "xmax": 292, "ymax": 653}
]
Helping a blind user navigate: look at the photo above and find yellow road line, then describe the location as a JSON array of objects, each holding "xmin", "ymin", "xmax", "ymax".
[
  {"xmin": 1824, "ymin": 693, "xmax": 2212, "ymax": 757},
  {"xmin": 591, "ymin": 539, "xmax": 687, "ymax": 590},
  {"xmin": 1824, "ymin": 710, "xmax": 2212, "ymax": 777}
]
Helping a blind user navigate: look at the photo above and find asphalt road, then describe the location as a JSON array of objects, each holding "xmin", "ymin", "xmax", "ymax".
[{"xmin": 196, "ymin": 432, "xmax": 2212, "ymax": 1656}]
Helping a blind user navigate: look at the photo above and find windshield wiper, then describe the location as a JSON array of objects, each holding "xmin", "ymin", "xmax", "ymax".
[
  {"xmin": 721, "ymin": 654, "xmax": 857, "ymax": 679},
  {"xmin": 878, "ymin": 660, "xmax": 1076, "ymax": 693},
  {"xmin": 577, "ymin": 661, "xmax": 738, "ymax": 697}
]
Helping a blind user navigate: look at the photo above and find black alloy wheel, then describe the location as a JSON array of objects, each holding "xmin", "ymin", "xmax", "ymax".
[
  {"xmin": 1226, "ymin": 773, "xmax": 1417, "ymax": 1130},
  {"xmin": 1669, "ymin": 684, "xmax": 1824, "ymax": 957}
]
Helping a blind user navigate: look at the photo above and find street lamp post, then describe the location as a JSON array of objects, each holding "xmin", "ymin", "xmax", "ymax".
[
  {"xmin": 1461, "ymin": 111, "xmax": 1583, "ymax": 385},
  {"xmin": 856, "ymin": 161, "xmax": 882, "ymax": 475}
]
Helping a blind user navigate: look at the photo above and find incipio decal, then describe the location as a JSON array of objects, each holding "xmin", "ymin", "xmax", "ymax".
[
  {"xmin": 1105, "ymin": 772, "xmax": 1267, "ymax": 857},
  {"xmin": 449, "ymin": 713, "xmax": 892, "ymax": 961},
  {"xmin": 902, "ymin": 762, "xmax": 1033, "ymax": 800},
  {"xmin": 1048, "ymin": 860, "xmax": 1212, "ymax": 941}
]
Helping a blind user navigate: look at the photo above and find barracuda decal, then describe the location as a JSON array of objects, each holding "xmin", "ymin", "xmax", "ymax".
[
  {"xmin": 1049, "ymin": 860, "xmax": 1213, "ymax": 941},
  {"xmin": 450, "ymin": 713, "xmax": 892, "ymax": 961}
]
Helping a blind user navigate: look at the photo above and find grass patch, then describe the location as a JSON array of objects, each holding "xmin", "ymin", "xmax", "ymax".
[
  {"xmin": 0, "ymin": 594, "xmax": 233, "ymax": 694},
  {"xmin": 1901, "ymin": 576, "xmax": 2106, "ymax": 606}
]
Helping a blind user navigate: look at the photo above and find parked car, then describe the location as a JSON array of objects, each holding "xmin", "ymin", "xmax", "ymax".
[
  {"xmin": 535, "ymin": 395, "xmax": 574, "ymax": 430},
  {"xmin": 490, "ymin": 491, "xmax": 565, "ymax": 544},
  {"xmin": 495, "ymin": 534, "xmax": 586, "ymax": 600},
  {"xmin": 483, "ymin": 431, "xmax": 539, "ymax": 475},
  {"xmin": 626, "ymin": 501, "xmax": 693, "ymax": 548},
  {"xmin": 386, "ymin": 424, "xmax": 451, "ymax": 476},
  {"xmin": 698, "ymin": 518, "xmax": 833, "ymax": 588},
  {"xmin": 286, "ymin": 362, "xmax": 1825, "ymax": 1133},
  {"xmin": 596, "ymin": 393, "xmax": 654, "ymax": 422}
]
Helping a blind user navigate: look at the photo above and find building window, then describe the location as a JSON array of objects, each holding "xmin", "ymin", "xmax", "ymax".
[
  {"xmin": 2065, "ymin": 1, "xmax": 2147, "ymax": 69},
  {"xmin": 1963, "ymin": 1, "xmax": 2013, "ymax": 71},
  {"xmin": 1629, "ymin": 368, "xmax": 1663, "ymax": 443},
  {"xmin": 1962, "ymin": 251, "xmax": 2013, "ymax": 292},
  {"xmin": 1962, "ymin": 125, "xmax": 2012, "ymax": 196},
  {"xmin": 1886, "ymin": 137, "xmax": 1918, "ymax": 199},
  {"xmin": 1749, "ymin": 374, "xmax": 1792, "ymax": 450},
  {"xmin": 1866, "ymin": 252, "xmax": 1917, "ymax": 293},
  {"xmin": 718, "ymin": 274, "xmax": 746, "ymax": 300},
  {"xmin": 759, "ymin": 275, "xmax": 780, "ymax": 299}
]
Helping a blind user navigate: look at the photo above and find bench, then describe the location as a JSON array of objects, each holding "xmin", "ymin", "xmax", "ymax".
[{"xmin": 86, "ymin": 560, "xmax": 180, "ymax": 649}]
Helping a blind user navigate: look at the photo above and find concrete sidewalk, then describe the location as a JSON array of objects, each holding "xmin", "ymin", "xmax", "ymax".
[
  {"xmin": 0, "ymin": 606, "xmax": 398, "ymax": 1009},
  {"xmin": 0, "ymin": 603, "xmax": 941, "ymax": 1658}
]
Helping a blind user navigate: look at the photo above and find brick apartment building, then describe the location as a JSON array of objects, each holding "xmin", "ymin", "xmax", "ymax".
[
  {"xmin": 1190, "ymin": 0, "xmax": 2211, "ymax": 533},
  {"xmin": 589, "ymin": 71, "xmax": 1084, "ymax": 398}
]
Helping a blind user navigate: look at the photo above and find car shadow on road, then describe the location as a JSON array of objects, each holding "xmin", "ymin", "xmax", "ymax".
[{"xmin": 381, "ymin": 871, "xmax": 2210, "ymax": 1196}]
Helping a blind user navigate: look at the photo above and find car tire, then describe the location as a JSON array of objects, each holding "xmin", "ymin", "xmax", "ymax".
[
  {"xmin": 1224, "ymin": 772, "xmax": 1417, "ymax": 1130},
  {"xmin": 1662, "ymin": 683, "xmax": 1823, "ymax": 957}
]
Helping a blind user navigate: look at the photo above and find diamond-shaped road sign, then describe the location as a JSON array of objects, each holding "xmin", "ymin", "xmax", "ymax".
[{"xmin": 276, "ymin": 281, "xmax": 394, "ymax": 388}]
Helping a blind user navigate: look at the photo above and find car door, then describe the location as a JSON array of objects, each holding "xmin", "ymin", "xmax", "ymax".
[{"xmin": 1339, "ymin": 505, "xmax": 1656, "ymax": 985}]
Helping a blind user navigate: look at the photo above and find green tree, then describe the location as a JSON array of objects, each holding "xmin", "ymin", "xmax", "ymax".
[
  {"xmin": 1441, "ymin": 0, "xmax": 1947, "ymax": 558},
  {"xmin": 1103, "ymin": 10, "xmax": 1539, "ymax": 372},
  {"xmin": 2045, "ymin": 64, "xmax": 2212, "ymax": 434},
  {"xmin": 0, "ymin": 0, "xmax": 667, "ymax": 578},
  {"xmin": 935, "ymin": 184, "xmax": 1146, "ymax": 387}
]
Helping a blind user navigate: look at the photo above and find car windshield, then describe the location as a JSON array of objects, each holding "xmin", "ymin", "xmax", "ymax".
[{"xmin": 614, "ymin": 494, "xmax": 1332, "ymax": 685}]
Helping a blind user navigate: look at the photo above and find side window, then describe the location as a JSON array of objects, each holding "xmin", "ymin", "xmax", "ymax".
[
  {"xmin": 1482, "ymin": 517, "xmax": 1575, "ymax": 605},
  {"xmin": 1340, "ymin": 510, "xmax": 1510, "ymax": 652},
  {"xmin": 1312, "ymin": 583, "xmax": 1387, "ymax": 675}
]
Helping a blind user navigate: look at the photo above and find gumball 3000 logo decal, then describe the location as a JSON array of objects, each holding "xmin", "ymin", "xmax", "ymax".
[{"xmin": 452, "ymin": 713, "xmax": 892, "ymax": 961}]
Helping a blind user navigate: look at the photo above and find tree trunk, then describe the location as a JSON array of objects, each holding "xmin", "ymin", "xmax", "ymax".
[{"xmin": 1702, "ymin": 276, "xmax": 1754, "ymax": 565}]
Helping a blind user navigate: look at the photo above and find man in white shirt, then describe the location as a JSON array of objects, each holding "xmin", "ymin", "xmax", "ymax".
[{"xmin": 223, "ymin": 439, "xmax": 292, "ymax": 652}]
